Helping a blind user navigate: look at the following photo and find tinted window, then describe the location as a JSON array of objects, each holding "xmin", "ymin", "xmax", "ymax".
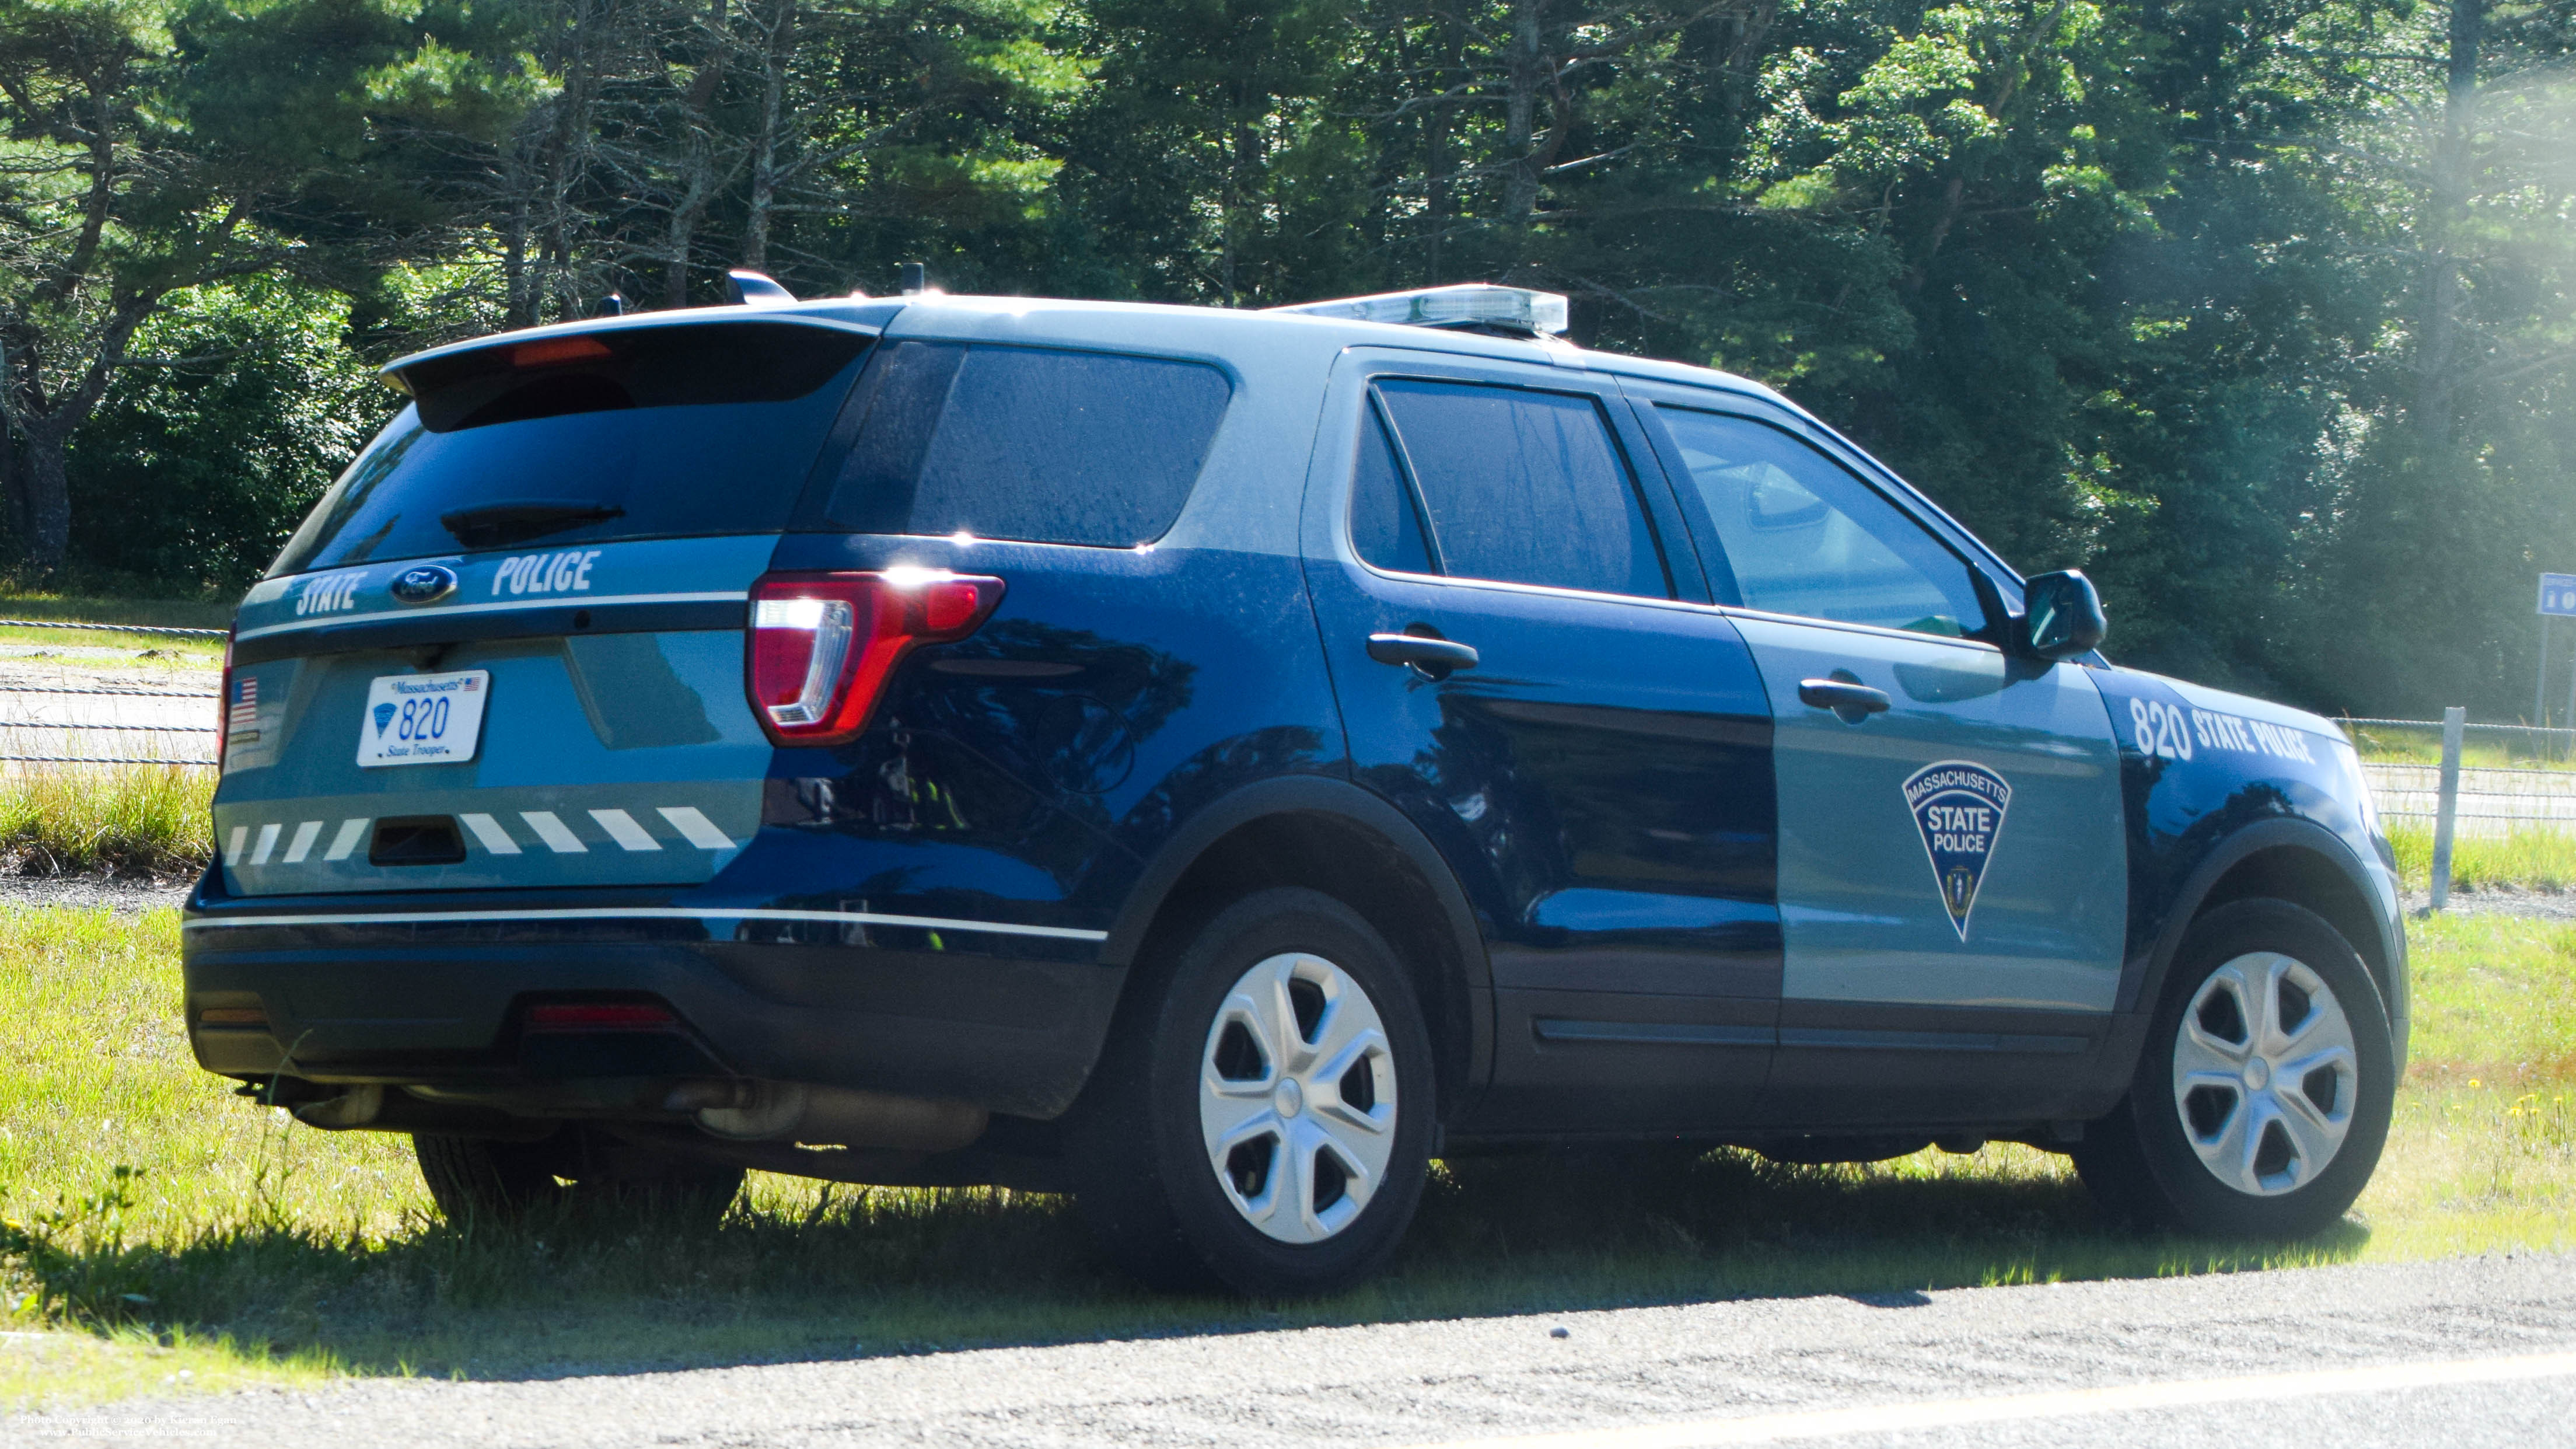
[
  {"xmin": 1374, "ymin": 380, "xmax": 1666, "ymax": 599},
  {"xmin": 270, "ymin": 322, "xmax": 869, "ymax": 576},
  {"xmin": 809, "ymin": 342, "xmax": 1231, "ymax": 546},
  {"xmin": 1350, "ymin": 406, "xmax": 1434, "ymax": 574},
  {"xmin": 1657, "ymin": 407, "xmax": 1981, "ymax": 636}
]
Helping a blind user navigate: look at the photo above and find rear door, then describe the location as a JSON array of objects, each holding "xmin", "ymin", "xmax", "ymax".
[
  {"xmin": 1301, "ymin": 351, "xmax": 1781, "ymax": 1132},
  {"xmin": 214, "ymin": 317, "xmax": 878, "ymax": 896},
  {"xmin": 1624, "ymin": 389, "xmax": 2127, "ymax": 1124}
]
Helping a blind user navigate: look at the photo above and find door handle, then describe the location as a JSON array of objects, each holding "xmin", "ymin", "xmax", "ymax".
[
  {"xmin": 1798, "ymin": 678, "xmax": 1891, "ymax": 720},
  {"xmin": 1367, "ymin": 633, "xmax": 1479, "ymax": 673}
]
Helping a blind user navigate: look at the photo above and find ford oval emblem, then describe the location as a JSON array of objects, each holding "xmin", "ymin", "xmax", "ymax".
[{"xmin": 390, "ymin": 564, "xmax": 458, "ymax": 605}]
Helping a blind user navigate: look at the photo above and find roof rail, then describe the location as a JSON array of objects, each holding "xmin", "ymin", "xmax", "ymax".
[{"xmin": 1266, "ymin": 283, "xmax": 1569, "ymax": 337}]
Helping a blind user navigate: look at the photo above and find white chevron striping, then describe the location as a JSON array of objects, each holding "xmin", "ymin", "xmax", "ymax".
[
  {"xmin": 520, "ymin": 811, "xmax": 588, "ymax": 853},
  {"xmin": 589, "ymin": 809, "xmax": 662, "ymax": 851},
  {"xmin": 457, "ymin": 813, "xmax": 522, "ymax": 855},
  {"xmin": 323, "ymin": 819, "xmax": 369, "ymax": 861},
  {"xmin": 657, "ymin": 806, "xmax": 735, "ymax": 850},
  {"xmin": 229, "ymin": 805, "xmax": 735, "ymax": 867}
]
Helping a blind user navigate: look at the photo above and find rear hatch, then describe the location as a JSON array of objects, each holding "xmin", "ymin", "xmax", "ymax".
[{"xmin": 214, "ymin": 315, "xmax": 879, "ymax": 896}]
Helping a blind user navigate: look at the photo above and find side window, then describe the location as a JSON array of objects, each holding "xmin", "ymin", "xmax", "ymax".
[
  {"xmin": 810, "ymin": 341, "xmax": 1232, "ymax": 547},
  {"xmin": 1351, "ymin": 405, "xmax": 1435, "ymax": 574},
  {"xmin": 1373, "ymin": 380, "xmax": 1668, "ymax": 599},
  {"xmin": 1656, "ymin": 407, "xmax": 1982, "ymax": 636}
]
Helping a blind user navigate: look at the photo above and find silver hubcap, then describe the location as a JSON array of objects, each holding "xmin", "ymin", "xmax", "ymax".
[
  {"xmin": 1199, "ymin": 951, "xmax": 1399, "ymax": 1244},
  {"xmin": 2171, "ymin": 952, "xmax": 2358, "ymax": 1196}
]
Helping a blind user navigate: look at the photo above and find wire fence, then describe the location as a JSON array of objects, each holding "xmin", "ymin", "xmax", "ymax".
[
  {"xmin": 0, "ymin": 618, "xmax": 226, "ymax": 640},
  {"xmin": 2340, "ymin": 714, "xmax": 2576, "ymax": 836},
  {"xmin": 0, "ymin": 680, "xmax": 218, "ymax": 767}
]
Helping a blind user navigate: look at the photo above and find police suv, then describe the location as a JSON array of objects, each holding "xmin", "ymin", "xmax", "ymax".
[{"xmin": 186, "ymin": 280, "xmax": 2403, "ymax": 1296}]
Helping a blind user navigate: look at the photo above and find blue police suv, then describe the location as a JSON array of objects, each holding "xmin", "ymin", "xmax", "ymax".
[{"xmin": 186, "ymin": 279, "xmax": 2403, "ymax": 1295}]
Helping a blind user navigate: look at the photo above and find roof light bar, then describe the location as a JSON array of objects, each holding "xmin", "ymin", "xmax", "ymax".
[{"xmin": 1267, "ymin": 284, "xmax": 1570, "ymax": 337}]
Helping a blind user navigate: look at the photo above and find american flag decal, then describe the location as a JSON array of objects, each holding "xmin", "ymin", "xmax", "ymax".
[{"xmin": 228, "ymin": 676, "xmax": 259, "ymax": 733}]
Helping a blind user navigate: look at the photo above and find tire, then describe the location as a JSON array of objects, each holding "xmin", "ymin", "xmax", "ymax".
[
  {"xmin": 2072, "ymin": 898, "xmax": 2394, "ymax": 1237},
  {"xmin": 1069, "ymin": 887, "xmax": 1438, "ymax": 1297},
  {"xmin": 414, "ymin": 1126, "xmax": 745, "ymax": 1227}
]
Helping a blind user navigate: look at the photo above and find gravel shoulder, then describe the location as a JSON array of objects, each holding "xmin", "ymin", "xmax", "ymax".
[
  {"xmin": 2404, "ymin": 884, "xmax": 2576, "ymax": 921},
  {"xmin": 15, "ymin": 1252, "xmax": 2576, "ymax": 1448}
]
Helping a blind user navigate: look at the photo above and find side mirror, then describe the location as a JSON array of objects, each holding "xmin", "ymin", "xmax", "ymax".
[{"xmin": 2022, "ymin": 570, "xmax": 2106, "ymax": 660}]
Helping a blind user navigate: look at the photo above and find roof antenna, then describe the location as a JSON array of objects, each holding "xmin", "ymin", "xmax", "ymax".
[
  {"xmin": 901, "ymin": 261, "xmax": 928, "ymax": 296},
  {"xmin": 725, "ymin": 269, "xmax": 796, "ymax": 306}
]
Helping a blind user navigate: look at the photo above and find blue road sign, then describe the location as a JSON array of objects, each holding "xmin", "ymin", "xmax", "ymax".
[{"xmin": 2544, "ymin": 574, "xmax": 2576, "ymax": 617}]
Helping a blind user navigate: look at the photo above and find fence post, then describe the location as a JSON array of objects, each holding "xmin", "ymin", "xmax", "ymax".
[{"xmin": 2430, "ymin": 706, "xmax": 2465, "ymax": 910}]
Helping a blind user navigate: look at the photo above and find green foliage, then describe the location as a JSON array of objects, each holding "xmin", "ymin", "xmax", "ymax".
[
  {"xmin": 67, "ymin": 280, "xmax": 392, "ymax": 591},
  {"xmin": 6, "ymin": 0, "xmax": 2571, "ymax": 717}
]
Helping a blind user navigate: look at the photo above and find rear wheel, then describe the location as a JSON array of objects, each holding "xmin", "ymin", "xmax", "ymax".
[
  {"xmin": 1071, "ymin": 888, "xmax": 1436, "ymax": 1296},
  {"xmin": 2072, "ymin": 899, "xmax": 2393, "ymax": 1237},
  {"xmin": 414, "ymin": 1125, "xmax": 745, "ymax": 1227}
]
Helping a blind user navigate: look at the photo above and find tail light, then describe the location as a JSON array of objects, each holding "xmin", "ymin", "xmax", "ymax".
[{"xmin": 747, "ymin": 570, "xmax": 1003, "ymax": 746}]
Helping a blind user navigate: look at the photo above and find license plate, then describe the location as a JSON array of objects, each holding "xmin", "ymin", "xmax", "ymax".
[{"xmin": 356, "ymin": 671, "xmax": 491, "ymax": 767}]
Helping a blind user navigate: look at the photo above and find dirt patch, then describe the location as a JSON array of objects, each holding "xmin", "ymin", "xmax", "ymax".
[{"xmin": 0, "ymin": 871, "xmax": 192, "ymax": 912}]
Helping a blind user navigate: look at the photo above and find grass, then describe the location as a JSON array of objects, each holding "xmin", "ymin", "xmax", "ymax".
[
  {"xmin": 2349, "ymin": 720, "xmax": 2576, "ymax": 772},
  {"xmin": 0, "ymin": 766, "xmax": 213, "ymax": 879},
  {"xmin": 0, "ymin": 589, "xmax": 230, "ymax": 633},
  {"xmin": 0, "ymin": 909, "xmax": 2570, "ymax": 1410},
  {"xmin": 0, "ymin": 587, "xmax": 228, "ymax": 665},
  {"xmin": 2387, "ymin": 822, "xmax": 2576, "ymax": 892}
]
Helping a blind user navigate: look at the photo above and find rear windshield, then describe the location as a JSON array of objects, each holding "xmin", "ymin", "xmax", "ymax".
[
  {"xmin": 801, "ymin": 341, "xmax": 1231, "ymax": 547},
  {"xmin": 267, "ymin": 322, "xmax": 871, "ymax": 577}
]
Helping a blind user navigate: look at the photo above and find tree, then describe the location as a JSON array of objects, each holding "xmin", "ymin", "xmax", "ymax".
[{"xmin": 0, "ymin": 0, "xmax": 529, "ymax": 571}]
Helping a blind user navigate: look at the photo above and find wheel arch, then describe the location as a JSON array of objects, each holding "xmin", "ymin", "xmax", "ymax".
[
  {"xmin": 2129, "ymin": 819, "xmax": 2406, "ymax": 1053},
  {"xmin": 1101, "ymin": 776, "xmax": 1493, "ymax": 1124}
]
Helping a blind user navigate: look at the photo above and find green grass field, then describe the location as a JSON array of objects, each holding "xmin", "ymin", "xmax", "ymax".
[
  {"xmin": 2348, "ymin": 721, "xmax": 2576, "ymax": 771},
  {"xmin": 0, "ymin": 767, "xmax": 213, "ymax": 879},
  {"xmin": 0, "ymin": 907, "xmax": 2569, "ymax": 1410},
  {"xmin": 2387, "ymin": 823, "xmax": 2576, "ymax": 892},
  {"xmin": 0, "ymin": 588, "xmax": 228, "ymax": 664},
  {"xmin": 0, "ymin": 589, "xmax": 230, "ymax": 633}
]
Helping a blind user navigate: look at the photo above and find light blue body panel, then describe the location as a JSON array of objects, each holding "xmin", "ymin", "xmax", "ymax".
[
  {"xmin": 1733, "ymin": 613, "xmax": 2128, "ymax": 1012},
  {"xmin": 225, "ymin": 530, "xmax": 770, "ymax": 657},
  {"xmin": 215, "ymin": 535, "xmax": 773, "ymax": 895}
]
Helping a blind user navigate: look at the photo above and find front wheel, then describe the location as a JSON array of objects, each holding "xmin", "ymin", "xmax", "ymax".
[
  {"xmin": 2072, "ymin": 898, "xmax": 2395, "ymax": 1238},
  {"xmin": 1070, "ymin": 888, "xmax": 1437, "ymax": 1296}
]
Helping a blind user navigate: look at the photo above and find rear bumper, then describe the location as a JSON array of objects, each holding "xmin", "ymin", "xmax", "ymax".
[{"xmin": 181, "ymin": 885, "xmax": 1126, "ymax": 1120}]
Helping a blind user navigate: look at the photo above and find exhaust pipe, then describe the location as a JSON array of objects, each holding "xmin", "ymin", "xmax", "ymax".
[{"xmin": 667, "ymin": 1080, "xmax": 987, "ymax": 1153}]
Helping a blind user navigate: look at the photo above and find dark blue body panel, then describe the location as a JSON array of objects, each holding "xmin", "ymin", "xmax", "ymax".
[
  {"xmin": 2089, "ymin": 667, "xmax": 2407, "ymax": 1049},
  {"xmin": 753, "ymin": 533, "xmax": 1343, "ymax": 938}
]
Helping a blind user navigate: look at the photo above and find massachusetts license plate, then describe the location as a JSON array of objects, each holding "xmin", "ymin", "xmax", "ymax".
[{"xmin": 356, "ymin": 671, "xmax": 490, "ymax": 767}]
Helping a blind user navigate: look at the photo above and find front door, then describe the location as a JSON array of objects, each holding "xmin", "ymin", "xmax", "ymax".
[
  {"xmin": 1628, "ymin": 395, "xmax": 2127, "ymax": 1126},
  {"xmin": 1301, "ymin": 352, "xmax": 1781, "ymax": 1132}
]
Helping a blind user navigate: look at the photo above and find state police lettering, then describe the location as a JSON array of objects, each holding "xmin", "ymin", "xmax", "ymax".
[
  {"xmin": 493, "ymin": 550, "xmax": 601, "ymax": 596},
  {"xmin": 291, "ymin": 570, "xmax": 365, "ymax": 616},
  {"xmin": 1903, "ymin": 762, "xmax": 2012, "ymax": 940}
]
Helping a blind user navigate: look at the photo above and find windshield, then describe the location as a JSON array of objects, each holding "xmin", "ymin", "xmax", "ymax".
[{"xmin": 268, "ymin": 321, "xmax": 871, "ymax": 577}]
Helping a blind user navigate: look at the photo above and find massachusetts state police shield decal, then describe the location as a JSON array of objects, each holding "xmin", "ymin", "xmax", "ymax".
[{"xmin": 1902, "ymin": 761, "xmax": 2012, "ymax": 940}]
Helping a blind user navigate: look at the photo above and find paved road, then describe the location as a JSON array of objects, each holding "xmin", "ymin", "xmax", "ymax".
[{"xmin": 20, "ymin": 1252, "xmax": 2576, "ymax": 1448}]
